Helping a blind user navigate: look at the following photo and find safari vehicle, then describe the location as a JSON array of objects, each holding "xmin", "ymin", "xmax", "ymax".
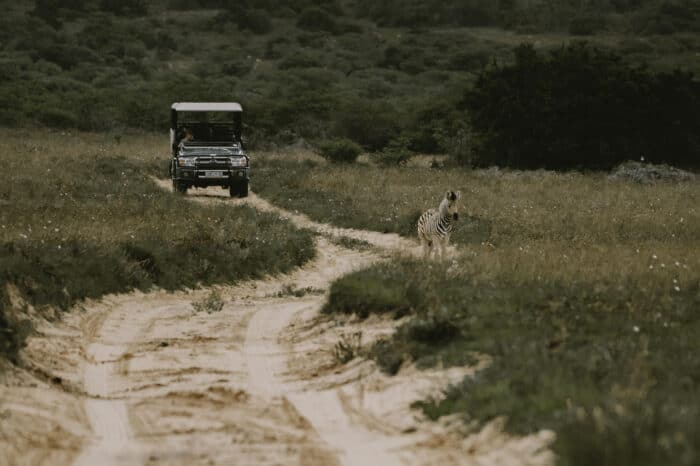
[{"xmin": 170, "ymin": 102, "xmax": 249, "ymax": 197}]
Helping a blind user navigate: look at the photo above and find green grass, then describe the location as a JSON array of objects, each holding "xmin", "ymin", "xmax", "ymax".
[
  {"xmin": 268, "ymin": 156, "xmax": 700, "ymax": 465},
  {"xmin": 0, "ymin": 130, "xmax": 315, "ymax": 363}
]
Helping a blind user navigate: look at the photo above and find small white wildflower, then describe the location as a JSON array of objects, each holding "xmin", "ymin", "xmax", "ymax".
[
  {"xmin": 633, "ymin": 326, "xmax": 640, "ymax": 333},
  {"xmin": 57, "ymin": 245, "xmax": 62, "ymax": 249},
  {"xmin": 674, "ymin": 286, "xmax": 680, "ymax": 292},
  {"xmin": 649, "ymin": 265, "xmax": 654, "ymax": 270},
  {"xmin": 652, "ymin": 254, "xmax": 657, "ymax": 260},
  {"xmin": 661, "ymin": 263, "xmax": 665, "ymax": 268},
  {"xmin": 19, "ymin": 233, "xmax": 27, "ymax": 239},
  {"xmin": 54, "ymin": 228, "xmax": 59, "ymax": 232},
  {"xmin": 675, "ymin": 261, "xmax": 680, "ymax": 267},
  {"xmin": 673, "ymin": 279, "xmax": 678, "ymax": 284}
]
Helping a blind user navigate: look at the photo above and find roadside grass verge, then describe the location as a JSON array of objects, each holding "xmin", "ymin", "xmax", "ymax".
[
  {"xmin": 0, "ymin": 130, "xmax": 315, "ymax": 363},
  {"xmin": 325, "ymin": 255, "xmax": 700, "ymax": 465},
  {"xmin": 254, "ymin": 156, "xmax": 698, "ymax": 247},
  {"xmin": 306, "ymin": 157, "xmax": 700, "ymax": 465}
]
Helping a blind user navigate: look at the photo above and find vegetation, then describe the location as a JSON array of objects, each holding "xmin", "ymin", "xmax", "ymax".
[
  {"xmin": 465, "ymin": 43, "xmax": 700, "ymax": 169},
  {"xmin": 191, "ymin": 290, "xmax": 225, "ymax": 314},
  {"xmin": 317, "ymin": 138, "xmax": 362, "ymax": 164},
  {"xmin": 0, "ymin": 130, "xmax": 315, "ymax": 362},
  {"xmin": 311, "ymin": 160, "xmax": 700, "ymax": 465},
  {"xmin": 1, "ymin": 1, "xmax": 698, "ymax": 169}
]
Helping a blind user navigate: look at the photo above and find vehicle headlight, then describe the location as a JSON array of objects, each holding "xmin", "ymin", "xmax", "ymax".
[
  {"xmin": 178, "ymin": 158, "xmax": 196, "ymax": 167},
  {"xmin": 229, "ymin": 157, "xmax": 247, "ymax": 167}
]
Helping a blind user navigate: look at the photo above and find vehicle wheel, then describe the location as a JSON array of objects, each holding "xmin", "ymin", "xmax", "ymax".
[
  {"xmin": 175, "ymin": 181, "xmax": 188, "ymax": 195},
  {"xmin": 230, "ymin": 179, "xmax": 248, "ymax": 198}
]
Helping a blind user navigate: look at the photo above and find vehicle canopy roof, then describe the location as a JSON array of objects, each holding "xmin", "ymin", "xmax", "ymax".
[{"xmin": 171, "ymin": 102, "xmax": 242, "ymax": 112}]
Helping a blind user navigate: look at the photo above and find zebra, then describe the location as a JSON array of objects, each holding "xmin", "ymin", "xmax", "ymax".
[{"xmin": 417, "ymin": 190, "xmax": 461, "ymax": 259}]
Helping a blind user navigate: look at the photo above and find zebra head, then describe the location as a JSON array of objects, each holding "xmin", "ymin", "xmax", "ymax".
[{"xmin": 441, "ymin": 190, "xmax": 461, "ymax": 220}]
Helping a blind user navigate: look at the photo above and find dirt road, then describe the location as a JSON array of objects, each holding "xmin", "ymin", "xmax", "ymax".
[{"xmin": 0, "ymin": 184, "xmax": 554, "ymax": 466}]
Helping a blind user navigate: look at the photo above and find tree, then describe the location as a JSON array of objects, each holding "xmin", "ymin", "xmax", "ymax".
[{"xmin": 464, "ymin": 43, "xmax": 700, "ymax": 169}]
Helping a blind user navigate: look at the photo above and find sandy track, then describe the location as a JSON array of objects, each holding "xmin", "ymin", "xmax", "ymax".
[{"xmin": 1, "ymin": 183, "xmax": 554, "ymax": 466}]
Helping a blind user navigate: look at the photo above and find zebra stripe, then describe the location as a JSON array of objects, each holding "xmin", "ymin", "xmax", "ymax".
[
  {"xmin": 417, "ymin": 209, "xmax": 454, "ymax": 240},
  {"xmin": 417, "ymin": 190, "xmax": 460, "ymax": 259}
]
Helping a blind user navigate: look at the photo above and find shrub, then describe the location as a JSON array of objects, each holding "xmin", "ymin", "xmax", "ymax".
[
  {"xmin": 241, "ymin": 9, "xmax": 273, "ymax": 35},
  {"xmin": 297, "ymin": 8, "xmax": 337, "ymax": 33},
  {"xmin": 37, "ymin": 108, "xmax": 79, "ymax": 128},
  {"xmin": 322, "ymin": 264, "xmax": 418, "ymax": 318},
  {"xmin": 317, "ymin": 138, "xmax": 362, "ymax": 164},
  {"xmin": 100, "ymin": 0, "xmax": 147, "ymax": 16},
  {"xmin": 568, "ymin": 15, "xmax": 606, "ymax": 35},
  {"xmin": 372, "ymin": 136, "xmax": 412, "ymax": 167},
  {"xmin": 191, "ymin": 290, "xmax": 225, "ymax": 314},
  {"xmin": 334, "ymin": 100, "xmax": 401, "ymax": 151},
  {"xmin": 464, "ymin": 43, "xmax": 700, "ymax": 170}
]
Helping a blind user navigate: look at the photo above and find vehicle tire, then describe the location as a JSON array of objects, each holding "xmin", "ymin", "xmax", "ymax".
[
  {"xmin": 175, "ymin": 181, "xmax": 188, "ymax": 195},
  {"xmin": 230, "ymin": 179, "xmax": 248, "ymax": 198}
]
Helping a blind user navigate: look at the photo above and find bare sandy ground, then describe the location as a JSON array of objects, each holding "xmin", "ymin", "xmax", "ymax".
[{"xmin": 0, "ymin": 183, "xmax": 554, "ymax": 466}]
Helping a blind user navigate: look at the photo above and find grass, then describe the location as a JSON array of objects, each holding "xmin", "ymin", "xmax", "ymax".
[
  {"xmin": 264, "ymin": 156, "xmax": 700, "ymax": 465},
  {"xmin": 191, "ymin": 290, "xmax": 225, "ymax": 314},
  {"xmin": 0, "ymin": 130, "xmax": 315, "ymax": 363}
]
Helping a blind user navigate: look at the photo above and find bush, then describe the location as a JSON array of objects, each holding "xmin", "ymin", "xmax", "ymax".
[
  {"xmin": 37, "ymin": 108, "xmax": 79, "ymax": 128},
  {"xmin": 100, "ymin": 0, "xmax": 147, "ymax": 16},
  {"xmin": 464, "ymin": 43, "xmax": 700, "ymax": 170},
  {"xmin": 372, "ymin": 136, "xmax": 412, "ymax": 167},
  {"xmin": 334, "ymin": 100, "xmax": 401, "ymax": 151},
  {"xmin": 568, "ymin": 15, "xmax": 606, "ymax": 35},
  {"xmin": 241, "ymin": 9, "xmax": 273, "ymax": 35},
  {"xmin": 317, "ymin": 138, "xmax": 362, "ymax": 164},
  {"xmin": 297, "ymin": 8, "xmax": 337, "ymax": 33},
  {"xmin": 322, "ymin": 263, "xmax": 420, "ymax": 318}
]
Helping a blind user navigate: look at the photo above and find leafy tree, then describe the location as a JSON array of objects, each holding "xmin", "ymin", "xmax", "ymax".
[{"xmin": 464, "ymin": 43, "xmax": 700, "ymax": 169}]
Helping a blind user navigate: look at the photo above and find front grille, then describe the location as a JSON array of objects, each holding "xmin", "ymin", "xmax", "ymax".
[{"xmin": 196, "ymin": 157, "xmax": 229, "ymax": 169}]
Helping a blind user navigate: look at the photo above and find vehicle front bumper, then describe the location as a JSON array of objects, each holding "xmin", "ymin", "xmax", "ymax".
[{"xmin": 175, "ymin": 167, "xmax": 249, "ymax": 186}]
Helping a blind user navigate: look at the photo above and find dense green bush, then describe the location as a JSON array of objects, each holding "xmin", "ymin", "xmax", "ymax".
[
  {"xmin": 465, "ymin": 43, "xmax": 700, "ymax": 169},
  {"xmin": 631, "ymin": 0, "xmax": 699, "ymax": 34},
  {"xmin": 317, "ymin": 138, "xmax": 362, "ymax": 163},
  {"xmin": 334, "ymin": 99, "xmax": 402, "ymax": 151},
  {"xmin": 100, "ymin": 0, "xmax": 148, "ymax": 16},
  {"xmin": 568, "ymin": 14, "xmax": 607, "ymax": 35},
  {"xmin": 296, "ymin": 7, "xmax": 338, "ymax": 33}
]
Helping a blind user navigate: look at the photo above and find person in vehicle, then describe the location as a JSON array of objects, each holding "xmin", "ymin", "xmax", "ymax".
[{"xmin": 179, "ymin": 127, "xmax": 194, "ymax": 148}]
